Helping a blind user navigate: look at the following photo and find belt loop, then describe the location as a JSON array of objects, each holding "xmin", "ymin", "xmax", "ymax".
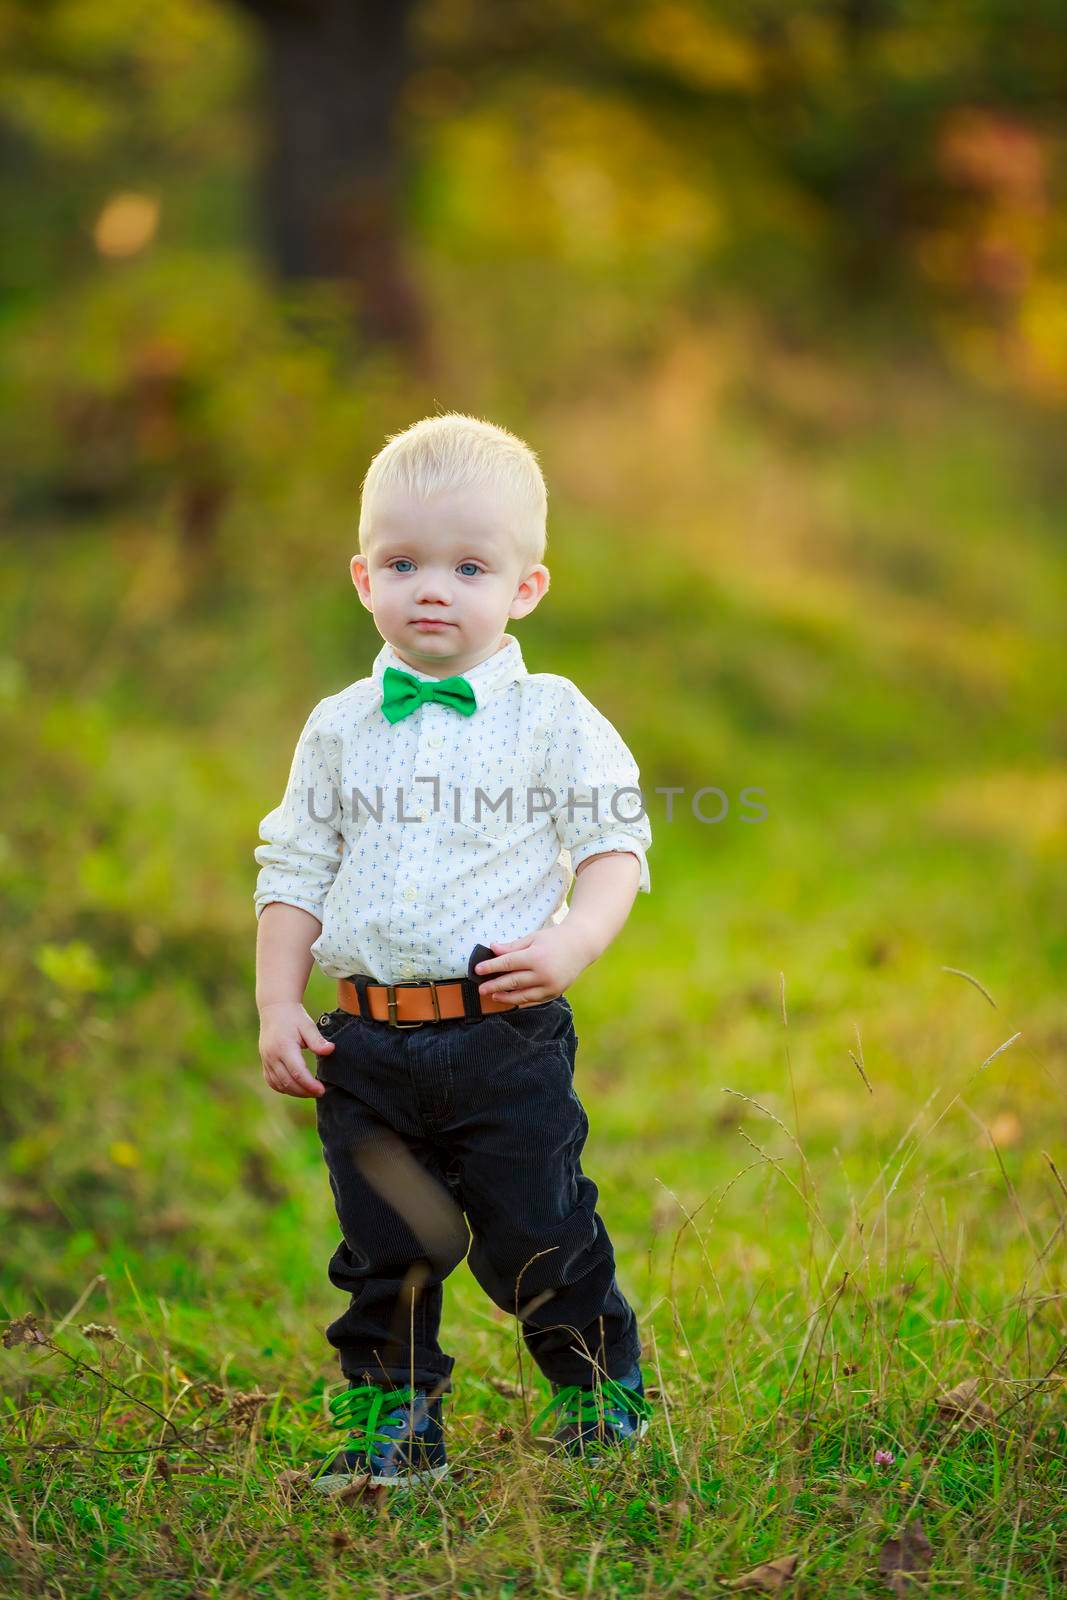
[
  {"xmin": 460, "ymin": 976, "xmax": 485, "ymax": 1021},
  {"xmin": 352, "ymin": 974, "xmax": 373, "ymax": 1019}
]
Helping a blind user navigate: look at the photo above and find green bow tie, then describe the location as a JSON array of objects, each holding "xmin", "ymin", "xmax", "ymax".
[{"xmin": 380, "ymin": 664, "xmax": 478, "ymax": 724}]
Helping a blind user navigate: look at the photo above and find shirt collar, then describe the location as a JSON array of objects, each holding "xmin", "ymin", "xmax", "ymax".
[{"xmin": 371, "ymin": 631, "xmax": 527, "ymax": 711}]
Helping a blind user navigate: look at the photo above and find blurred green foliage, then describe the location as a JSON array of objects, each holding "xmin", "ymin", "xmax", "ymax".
[
  {"xmin": 0, "ymin": 4, "xmax": 1063, "ymax": 1592},
  {"xmin": 2, "ymin": 0, "xmax": 1066, "ymax": 390}
]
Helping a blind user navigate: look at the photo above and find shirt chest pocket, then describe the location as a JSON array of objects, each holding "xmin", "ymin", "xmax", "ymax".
[
  {"xmin": 449, "ymin": 798, "xmax": 523, "ymax": 845},
  {"xmin": 446, "ymin": 760, "xmax": 535, "ymax": 844}
]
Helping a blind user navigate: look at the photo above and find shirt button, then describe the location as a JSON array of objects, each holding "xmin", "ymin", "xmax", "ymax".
[
  {"xmin": 427, "ymin": 733, "xmax": 443, "ymax": 749},
  {"xmin": 403, "ymin": 886, "xmax": 417, "ymax": 902}
]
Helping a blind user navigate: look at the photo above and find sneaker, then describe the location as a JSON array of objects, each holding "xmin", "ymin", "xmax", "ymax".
[
  {"xmin": 310, "ymin": 1381, "xmax": 449, "ymax": 1493},
  {"xmin": 531, "ymin": 1362, "xmax": 652, "ymax": 1462}
]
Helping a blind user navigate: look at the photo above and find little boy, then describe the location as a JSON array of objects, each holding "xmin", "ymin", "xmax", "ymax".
[{"xmin": 254, "ymin": 413, "xmax": 653, "ymax": 1492}]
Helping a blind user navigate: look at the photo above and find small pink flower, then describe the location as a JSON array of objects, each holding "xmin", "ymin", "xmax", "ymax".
[{"xmin": 875, "ymin": 1449, "xmax": 895, "ymax": 1466}]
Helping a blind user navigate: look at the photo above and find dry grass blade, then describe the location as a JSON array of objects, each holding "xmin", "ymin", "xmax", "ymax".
[
  {"xmin": 848, "ymin": 1048, "xmax": 873, "ymax": 1094},
  {"xmin": 940, "ymin": 966, "xmax": 998, "ymax": 1008},
  {"xmin": 1044, "ymin": 1150, "xmax": 1067, "ymax": 1201}
]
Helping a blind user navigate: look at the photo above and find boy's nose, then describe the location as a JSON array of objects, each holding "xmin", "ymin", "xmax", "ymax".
[{"xmin": 413, "ymin": 578, "xmax": 452, "ymax": 604}]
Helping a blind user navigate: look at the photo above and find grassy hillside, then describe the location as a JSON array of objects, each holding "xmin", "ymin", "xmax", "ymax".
[{"xmin": 1, "ymin": 295, "xmax": 1064, "ymax": 1595}]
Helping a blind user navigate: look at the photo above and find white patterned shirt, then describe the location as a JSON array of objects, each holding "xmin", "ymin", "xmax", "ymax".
[{"xmin": 253, "ymin": 632, "xmax": 652, "ymax": 983}]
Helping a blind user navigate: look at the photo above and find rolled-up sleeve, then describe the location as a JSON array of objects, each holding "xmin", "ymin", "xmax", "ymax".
[
  {"xmin": 541, "ymin": 686, "xmax": 652, "ymax": 894},
  {"xmin": 253, "ymin": 701, "xmax": 344, "ymax": 922}
]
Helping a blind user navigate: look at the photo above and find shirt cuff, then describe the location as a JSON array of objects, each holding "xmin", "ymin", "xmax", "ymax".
[
  {"xmin": 254, "ymin": 891, "xmax": 327, "ymax": 923},
  {"xmin": 568, "ymin": 837, "xmax": 651, "ymax": 894}
]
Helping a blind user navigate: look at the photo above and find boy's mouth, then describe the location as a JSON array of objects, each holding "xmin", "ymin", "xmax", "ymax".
[{"xmin": 411, "ymin": 619, "xmax": 454, "ymax": 629}]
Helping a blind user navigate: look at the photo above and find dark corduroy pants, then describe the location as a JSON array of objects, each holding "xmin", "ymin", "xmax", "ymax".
[{"xmin": 312, "ymin": 990, "xmax": 642, "ymax": 1396}]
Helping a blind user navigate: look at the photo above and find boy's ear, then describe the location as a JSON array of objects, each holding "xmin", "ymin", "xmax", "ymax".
[
  {"xmin": 350, "ymin": 554, "xmax": 373, "ymax": 608},
  {"xmin": 511, "ymin": 564, "xmax": 549, "ymax": 617}
]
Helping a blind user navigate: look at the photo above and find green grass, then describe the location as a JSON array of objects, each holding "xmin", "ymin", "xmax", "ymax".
[
  {"xmin": 0, "ymin": 297, "xmax": 1064, "ymax": 1594},
  {"xmin": 1, "ymin": 1014, "xmax": 1063, "ymax": 1598}
]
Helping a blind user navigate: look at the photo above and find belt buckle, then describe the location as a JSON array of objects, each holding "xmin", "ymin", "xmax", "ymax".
[{"xmin": 385, "ymin": 980, "xmax": 441, "ymax": 1028}]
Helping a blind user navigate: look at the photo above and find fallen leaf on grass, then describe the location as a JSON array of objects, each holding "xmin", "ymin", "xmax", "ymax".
[
  {"xmin": 719, "ymin": 1553, "xmax": 799, "ymax": 1591},
  {"xmin": 936, "ymin": 1378, "xmax": 993, "ymax": 1429},
  {"xmin": 154, "ymin": 1458, "xmax": 212, "ymax": 1481},
  {"xmin": 487, "ymin": 1376, "xmax": 523, "ymax": 1398},
  {"xmin": 878, "ymin": 1520, "xmax": 933, "ymax": 1595},
  {"xmin": 337, "ymin": 1474, "xmax": 388, "ymax": 1507},
  {"xmin": 275, "ymin": 1468, "xmax": 312, "ymax": 1493}
]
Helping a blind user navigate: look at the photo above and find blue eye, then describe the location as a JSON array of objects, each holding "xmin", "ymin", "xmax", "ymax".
[{"xmin": 388, "ymin": 558, "xmax": 482, "ymax": 575}]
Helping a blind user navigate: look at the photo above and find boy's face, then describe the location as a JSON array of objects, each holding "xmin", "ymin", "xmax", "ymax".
[{"xmin": 351, "ymin": 481, "xmax": 550, "ymax": 677}]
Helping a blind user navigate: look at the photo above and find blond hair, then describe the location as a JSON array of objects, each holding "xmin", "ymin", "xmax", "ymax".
[{"xmin": 358, "ymin": 411, "xmax": 548, "ymax": 569}]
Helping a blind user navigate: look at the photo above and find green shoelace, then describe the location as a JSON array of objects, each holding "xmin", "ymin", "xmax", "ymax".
[
  {"xmin": 531, "ymin": 1377, "xmax": 652, "ymax": 1436},
  {"xmin": 327, "ymin": 1382, "xmax": 422, "ymax": 1452}
]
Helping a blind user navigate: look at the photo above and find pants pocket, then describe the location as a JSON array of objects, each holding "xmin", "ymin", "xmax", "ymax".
[
  {"xmin": 316, "ymin": 1007, "xmax": 361, "ymax": 1042},
  {"xmin": 487, "ymin": 996, "xmax": 572, "ymax": 1055}
]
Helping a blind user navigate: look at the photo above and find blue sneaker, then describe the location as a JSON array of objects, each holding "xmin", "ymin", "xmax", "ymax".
[
  {"xmin": 531, "ymin": 1362, "xmax": 652, "ymax": 1462},
  {"xmin": 310, "ymin": 1381, "xmax": 449, "ymax": 1493}
]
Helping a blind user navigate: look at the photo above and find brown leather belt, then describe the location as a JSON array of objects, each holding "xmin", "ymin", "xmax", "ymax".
[{"xmin": 337, "ymin": 975, "xmax": 520, "ymax": 1028}]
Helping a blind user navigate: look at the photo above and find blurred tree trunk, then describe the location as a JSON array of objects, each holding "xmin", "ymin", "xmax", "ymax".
[{"xmin": 231, "ymin": 0, "xmax": 431, "ymax": 364}]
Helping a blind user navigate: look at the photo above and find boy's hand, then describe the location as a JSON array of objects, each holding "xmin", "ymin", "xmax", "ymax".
[
  {"xmin": 474, "ymin": 923, "xmax": 596, "ymax": 1006},
  {"xmin": 258, "ymin": 1001, "xmax": 333, "ymax": 1098},
  {"xmin": 475, "ymin": 852, "xmax": 643, "ymax": 1004}
]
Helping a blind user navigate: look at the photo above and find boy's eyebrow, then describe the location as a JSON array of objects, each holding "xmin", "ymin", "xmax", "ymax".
[{"xmin": 373, "ymin": 539, "xmax": 501, "ymax": 560}]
